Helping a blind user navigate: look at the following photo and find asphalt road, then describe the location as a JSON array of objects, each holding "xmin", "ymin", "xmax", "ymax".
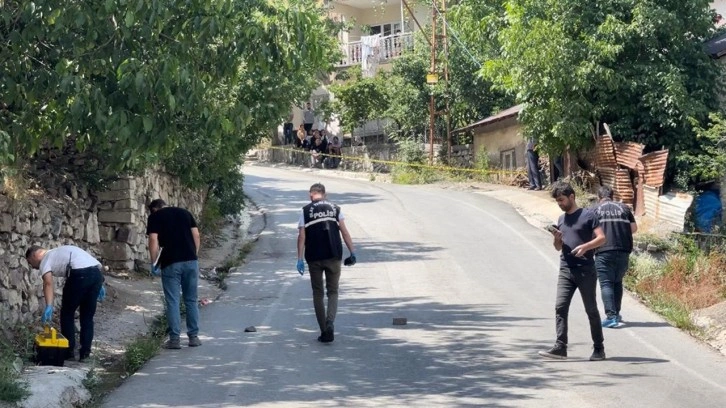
[{"xmin": 103, "ymin": 164, "xmax": 726, "ymax": 408}]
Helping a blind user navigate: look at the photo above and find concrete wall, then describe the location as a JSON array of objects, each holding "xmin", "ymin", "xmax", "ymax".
[
  {"xmin": 472, "ymin": 117, "xmax": 526, "ymax": 169},
  {"xmin": 0, "ymin": 169, "xmax": 203, "ymax": 333}
]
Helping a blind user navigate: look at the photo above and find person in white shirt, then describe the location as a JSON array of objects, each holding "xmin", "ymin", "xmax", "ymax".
[
  {"xmin": 26, "ymin": 245, "xmax": 104, "ymax": 362},
  {"xmin": 303, "ymin": 102, "xmax": 316, "ymax": 134}
]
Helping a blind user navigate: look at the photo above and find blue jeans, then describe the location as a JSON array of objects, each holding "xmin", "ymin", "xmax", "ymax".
[
  {"xmin": 595, "ymin": 251, "xmax": 630, "ymax": 319},
  {"xmin": 161, "ymin": 260, "xmax": 200, "ymax": 339}
]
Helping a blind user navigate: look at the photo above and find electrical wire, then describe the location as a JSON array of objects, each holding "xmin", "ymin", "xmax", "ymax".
[{"xmin": 432, "ymin": 2, "xmax": 483, "ymax": 68}]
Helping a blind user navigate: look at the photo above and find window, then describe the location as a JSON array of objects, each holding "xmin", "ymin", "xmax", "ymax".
[
  {"xmin": 369, "ymin": 22, "xmax": 402, "ymax": 37},
  {"xmin": 500, "ymin": 148, "xmax": 516, "ymax": 170}
]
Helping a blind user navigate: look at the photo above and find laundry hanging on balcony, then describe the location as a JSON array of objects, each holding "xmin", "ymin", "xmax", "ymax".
[{"xmin": 361, "ymin": 34, "xmax": 382, "ymax": 76}]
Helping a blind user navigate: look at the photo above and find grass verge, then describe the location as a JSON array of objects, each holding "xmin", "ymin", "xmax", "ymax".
[
  {"xmin": 81, "ymin": 314, "xmax": 168, "ymax": 407},
  {"xmin": 0, "ymin": 324, "xmax": 40, "ymax": 404},
  {"xmin": 214, "ymin": 240, "xmax": 256, "ymax": 290},
  {"xmin": 625, "ymin": 236, "xmax": 726, "ymax": 333}
]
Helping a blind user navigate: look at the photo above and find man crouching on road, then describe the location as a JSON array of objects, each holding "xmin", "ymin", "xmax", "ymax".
[
  {"xmin": 539, "ymin": 181, "xmax": 607, "ymax": 361},
  {"xmin": 297, "ymin": 183, "xmax": 356, "ymax": 343}
]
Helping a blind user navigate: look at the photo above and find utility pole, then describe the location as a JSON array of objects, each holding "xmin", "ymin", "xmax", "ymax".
[
  {"xmin": 441, "ymin": 0, "xmax": 451, "ymax": 163},
  {"xmin": 429, "ymin": 2, "xmax": 437, "ymax": 165},
  {"xmin": 425, "ymin": 0, "xmax": 450, "ymax": 165},
  {"xmin": 401, "ymin": 0, "xmax": 450, "ymax": 165}
]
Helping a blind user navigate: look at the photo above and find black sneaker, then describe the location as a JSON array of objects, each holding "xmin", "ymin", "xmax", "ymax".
[
  {"xmin": 325, "ymin": 321, "xmax": 334, "ymax": 343},
  {"xmin": 590, "ymin": 346, "xmax": 606, "ymax": 361},
  {"xmin": 538, "ymin": 344, "xmax": 567, "ymax": 360},
  {"xmin": 317, "ymin": 332, "xmax": 333, "ymax": 343}
]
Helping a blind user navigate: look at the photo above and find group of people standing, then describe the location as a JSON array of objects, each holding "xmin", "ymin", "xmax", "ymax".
[
  {"xmin": 282, "ymin": 102, "xmax": 344, "ymax": 169},
  {"xmin": 540, "ymin": 181, "xmax": 637, "ymax": 361}
]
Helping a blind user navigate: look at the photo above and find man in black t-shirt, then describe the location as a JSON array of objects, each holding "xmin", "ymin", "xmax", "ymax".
[
  {"xmin": 594, "ymin": 185, "xmax": 637, "ymax": 328},
  {"xmin": 297, "ymin": 183, "xmax": 356, "ymax": 343},
  {"xmin": 539, "ymin": 181, "xmax": 607, "ymax": 361},
  {"xmin": 146, "ymin": 199, "xmax": 202, "ymax": 349}
]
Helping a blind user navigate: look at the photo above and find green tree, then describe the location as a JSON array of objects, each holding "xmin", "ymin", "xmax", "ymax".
[
  {"xmin": 330, "ymin": 67, "xmax": 389, "ymax": 135},
  {"xmin": 483, "ymin": 0, "xmax": 722, "ymax": 157},
  {"xmin": 1, "ymin": 0, "xmax": 338, "ymax": 213}
]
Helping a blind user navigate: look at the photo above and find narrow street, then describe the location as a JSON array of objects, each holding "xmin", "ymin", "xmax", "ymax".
[{"xmin": 103, "ymin": 164, "xmax": 726, "ymax": 407}]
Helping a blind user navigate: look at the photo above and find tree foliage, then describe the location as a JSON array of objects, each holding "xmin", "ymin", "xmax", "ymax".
[
  {"xmin": 1, "ymin": 0, "xmax": 338, "ymax": 213},
  {"xmin": 483, "ymin": 0, "xmax": 722, "ymax": 156},
  {"xmin": 330, "ymin": 22, "xmax": 511, "ymax": 144}
]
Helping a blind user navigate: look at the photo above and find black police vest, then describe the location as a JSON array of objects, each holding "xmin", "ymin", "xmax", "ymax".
[{"xmin": 302, "ymin": 200, "xmax": 343, "ymax": 262}]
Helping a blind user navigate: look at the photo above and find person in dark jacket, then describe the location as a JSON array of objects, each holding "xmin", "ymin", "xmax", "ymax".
[
  {"xmin": 593, "ymin": 185, "xmax": 637, "ymax": 328},
  {"xmin": 296, "ymin": 183, "xmax": 356, "ymax": 343}
]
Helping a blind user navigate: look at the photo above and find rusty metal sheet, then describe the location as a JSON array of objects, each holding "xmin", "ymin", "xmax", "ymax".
[
  {"xmin": 614, "ymin": 142, "xmax": 645, "ymax": 169},
  {"xmin": 598, "ymin": 167, "xmax": 616, "ymax": 188},
  {"xmin": 642, "ymin": 186, "xmax": 692, "ymax": 231},
  {"xmin": 614, "ymin": 169, "xmax": 634, "ymax": 204},
  {"xmin": 634, "ymin": 171, "xmax": 645, "ymax": 216},
  {"xmin": 640, "ymin": 150, "xmax": 669, "ymax": 188},
  {"xmin": 595, "ymin": 134, "xmax": 617, "ymax": 169}
]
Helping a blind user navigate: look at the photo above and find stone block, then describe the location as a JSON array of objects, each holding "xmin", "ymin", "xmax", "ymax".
[
  {"xmin": 0, "ymin": 213, "xmax": 12, "ymax": 232},
  {"xmin": 15, "ymin": 219, "xmax": 30, "ymax": 234},
  {"xmin": 0, "ymin": 195, "xmax": 10, "ymax": 212},
  {"xmin": 30, "ymin": 219, "xmax": 44, "ymax": 237},
  {"xmin": 95, "ymin": 189, "xmax": 134, "ymax": 202},
  {"xmin": 8, "ymin": 269, "xmax": 23, "ymax": 290},
  {"xmin": 49, "ymin": 215, "xmax": 63, "ymax": 238},
  {"xmin": 108, "ymin": 179, "xmax": 136, "ymax": 191},
  {"xmin": 109, "ymin": 260, "xmax": 135, "ymax": 271},
  {"xmin": 114, "ymin": 198, "xmax": 138, "ymax": 211},
  {"xmin": 98, "ymin": 202, "xmax": 113, "ymax": 211},
  {"xmin": 85, "ymin": 213, "xmax": 100, "ymax": 244},
  {"xmin": 115, "ymin": 226, "xmax": 138, "ymax": 244},
  {"xmin": 98, "ymin": 211, "xmax": 136, "ymax": 224},
  {"xmin": 99, "ymin": 226, "xmax": 116, "ymax": 242},
  {"xmin": 101, "ymin": 242, "xmax": 133, "ymax": 261}
]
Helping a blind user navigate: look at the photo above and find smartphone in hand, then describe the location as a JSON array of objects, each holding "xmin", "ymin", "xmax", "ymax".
[{"xmin": 544, "ymin": 224, "xmax": 559, "ymax": 234}]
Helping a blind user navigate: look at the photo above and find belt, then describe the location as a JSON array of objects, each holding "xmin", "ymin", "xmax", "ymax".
[{"xmin": 69, "ymin": 265, "xmax": 101, "ymax": 276}]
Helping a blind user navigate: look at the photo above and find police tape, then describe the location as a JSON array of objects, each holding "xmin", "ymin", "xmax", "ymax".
[{"xmin": 265, "ymin": 146, "xmax": 527, "ymax": 177}]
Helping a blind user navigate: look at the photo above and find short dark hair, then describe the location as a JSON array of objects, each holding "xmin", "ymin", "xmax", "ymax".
[
  {"xmin": 598, "ymin": 185, "xmax": 614, "ymax": 200},
  {"xmin": 309, "ymin": 183, "xmax": 326, "ymax": 194},
  {"xmin": 550, "ymin": 181, "xmax": 575, "ymax": 199},
  {"xmin": 25, "ymin": 245, "xmax": 43, "ymax": 259},
  {"xmin": 149, "ymin": 199, "xmax": 166, "ymax": 211}
]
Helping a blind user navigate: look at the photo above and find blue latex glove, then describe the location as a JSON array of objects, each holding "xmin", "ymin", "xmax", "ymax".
[
  {"xmin": 41, "ymin": 305, "xmax": 53, "ymax": 323},
  {"xmin": 150, "ymin": 263, "xmax": 161, "ymax": 277},
  {"xmin": 344, "ymin": 253, "xmax": 357, "ymax": 266},
  {"xmin": 296, "ymin": 259, "xmax": 305, "ymax": 275},
  {"xmin": 97, "ymin": 286, "xmax": 106, "ymax": 302}
]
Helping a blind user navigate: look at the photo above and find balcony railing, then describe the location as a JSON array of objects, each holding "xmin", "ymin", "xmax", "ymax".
[{"xmin": 337, "ymin": 32, "xmax": 414, "ymax": 67}]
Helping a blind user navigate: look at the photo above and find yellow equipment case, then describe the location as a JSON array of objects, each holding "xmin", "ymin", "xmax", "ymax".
[{"xmin": 34, "ymin": 325, "xmax": 69, "ymax": 366}]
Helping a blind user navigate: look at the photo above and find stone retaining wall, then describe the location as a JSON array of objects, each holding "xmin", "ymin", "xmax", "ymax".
[{"xmin": 0, "ymin": 169, "xmax": 203, "ymax": 332}]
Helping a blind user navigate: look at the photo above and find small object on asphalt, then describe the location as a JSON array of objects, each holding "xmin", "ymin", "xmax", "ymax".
[
  {"xmin": 199, "ymin": 298, "xmax": 212, "ymax": 306},
  {"xmin": 245, "ymin": 326, "xmax": 257, "ymax": 332},
  {"xmin": 392, "ymin": 317, "xmax": 407, "ymax": 325}
]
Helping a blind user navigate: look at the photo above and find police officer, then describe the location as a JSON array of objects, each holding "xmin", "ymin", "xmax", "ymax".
[
  {"xmin": 594, "ymin": 185, "xmax": 637, "ymax": 328},
  {"xmin": 25, "ymin": 245, "xmax": 105, "ymax": 361},
  {"xmin": 297, "ymin": 183, "xmax": 356, "ymax": 343}
]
